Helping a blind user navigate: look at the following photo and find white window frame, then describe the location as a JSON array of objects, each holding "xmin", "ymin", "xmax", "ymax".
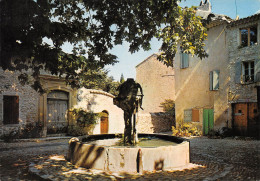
[
  {"xmin": 209, "ymin": 70, "xmax": 220, "ymax": 91},
  {"xmin": 242, "ymin": 61, "xmax": 255, "ymax": 83}
]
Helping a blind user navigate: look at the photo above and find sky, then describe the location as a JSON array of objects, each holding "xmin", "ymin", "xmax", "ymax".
[{"xmin": 105, "ymin": 0, "xmax": 260, "ymax": 81}]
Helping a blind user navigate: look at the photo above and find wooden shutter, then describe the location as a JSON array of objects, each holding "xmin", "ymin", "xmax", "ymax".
[
  {"xmin": 255, "ymin": 59, "xmax": 260, "ymax": 82},
  {"xmin": 3, "ymin": 96, "xmax": 19, "ymax": 124},
  {"xmin": 180, "ymin": 53, "xmax": 189, "ymax": 69},
  {"xmin": 192, "ymin": 109, "xmax": 200, "ymax": 122},
  {"xmin": 209, "ymin": 71, "xmax": 213, "ymax": 90},
  {"xmin": 180, "ymin": 53, "xmax": 184, "ymax": 68},
  {"xmin": 235, "ymin": 62, "xmax": 242, "ymax": 84}
]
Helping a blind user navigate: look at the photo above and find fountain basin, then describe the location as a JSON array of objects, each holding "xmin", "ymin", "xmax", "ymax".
[{"xmin": 67, "ymin": 133, "xmax": 190, "ymax": 174}]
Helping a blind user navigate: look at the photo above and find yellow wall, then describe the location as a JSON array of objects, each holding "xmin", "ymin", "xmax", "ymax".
[
  {"xmin": 174, "ymin": 23, "xmax": 231, "ymax": 130},
  {"xmin": 136, "ymin": 54, "xmax": 175, "ymax": 113}
]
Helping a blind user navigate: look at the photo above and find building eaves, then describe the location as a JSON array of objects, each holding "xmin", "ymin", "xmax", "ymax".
[
  {"xmin": 227, "ymin": 13, "xmax": 260, "ymax": 28},
  {"xmin": 135, "ymin": 53, "xmax": 159, "ymax": 68}
]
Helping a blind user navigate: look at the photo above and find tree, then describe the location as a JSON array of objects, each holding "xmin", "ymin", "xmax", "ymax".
[
  {"xmin": 78, "ymin": 68, "xmax": 120, "ymax": 95},
  {"xmin": 120, "ymin": 74, "xmax": 125, "ymax": 83},
  {"xmin": 1, "ymin": 0, "xmax": 207, "ymax": 93}
]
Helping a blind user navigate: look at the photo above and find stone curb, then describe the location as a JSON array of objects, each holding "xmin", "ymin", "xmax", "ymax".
[{"xmin": 0, "ymin": 136, "xmax": 72, "ymax": 143}]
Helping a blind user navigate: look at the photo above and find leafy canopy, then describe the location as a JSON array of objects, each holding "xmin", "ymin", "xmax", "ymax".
[{"xmin": 0, "ymin": 0, "xmax": 207, "ymax": 92}]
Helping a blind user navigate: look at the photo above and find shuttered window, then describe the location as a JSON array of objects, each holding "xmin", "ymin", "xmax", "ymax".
[
  {"xmin": 235, "ymin": 60, "xmax": 260, "ymax": 84},
  {"xmin": 209, "ymin": 70, "xmax": 220, "ymax": 90},
  {"xmin": 192, "ymin": 109, "xmax": 200, "ymax": 122},
  {"xmin": 3, "ymin": 96, "xmax": 19, "ymax": 124},
  {"xmin": 184, "ymin": 109, "xmax": 192, "ymax": 122},
  {"xmin": 255, "ymin": 59, "xmax": 260, "ymax": 82},
  {"xmin": 180, "ymin": 53, "xmax": 189, "ymax": 69}
]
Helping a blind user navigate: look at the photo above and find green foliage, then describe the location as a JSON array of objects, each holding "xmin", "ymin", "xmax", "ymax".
[
  {"xmin": 67, "ymin": 125, "xmax": 85, "ymax": 137},
  {"xmin": 160, "ymin": 99, "xmax": 175, "ymax": 114},
  {"xmin": 72, "ymin": 108, "xmax": 99, "ymax": 127},
  {"xmin": 1, "ymin": 0, "xmax": 208, "ymax": 92},
  {"xmin": 172, "ymin": 123, "xmax": 202, "ymax": 137},
  {"xmin": 78, "ymin": 68, "xmax": 120, "ymax": 95}
]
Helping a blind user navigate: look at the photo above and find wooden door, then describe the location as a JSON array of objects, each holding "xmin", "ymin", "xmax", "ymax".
[
  {"xmin": 47, "ymin": 91, "xmax": 69, "ymax": 133},
  {"xmin": 100, "ymin": 111, "xmax": 108, "ymax": 134},
  {"xmin": 248, "ymin": 103, "xmax": 258, "ymax": 137},
  {"xmin": 47, "ymin": 99, "xmax": 68, "ymax": 123},
  {"xmin": 203, "ymin": 109, "xmax": 214, "ymax": 135},
  {"xmin": 233, "ymin": 103, "xmax": 248, "ymax": 136}
]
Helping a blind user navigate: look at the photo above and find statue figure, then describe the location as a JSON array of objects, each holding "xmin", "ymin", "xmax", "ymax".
[{"xmin": 113, "ymin": 78, "xmax": 143, "ymax": 145}]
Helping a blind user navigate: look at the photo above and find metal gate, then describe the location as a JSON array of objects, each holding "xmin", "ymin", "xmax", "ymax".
[{"xmin": 203, "ymin": 109, "xmax": 214, "ymax": 135}]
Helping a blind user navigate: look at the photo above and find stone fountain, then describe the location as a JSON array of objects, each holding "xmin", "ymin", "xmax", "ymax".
[{"xmin": 67, "ymin": 79, "xmax": 190, "ymax": 174}]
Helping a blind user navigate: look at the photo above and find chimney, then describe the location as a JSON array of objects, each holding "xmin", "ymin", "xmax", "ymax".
[{"xmin": 197, "ymin": 0, "xmax": 211, "ymax": 12}]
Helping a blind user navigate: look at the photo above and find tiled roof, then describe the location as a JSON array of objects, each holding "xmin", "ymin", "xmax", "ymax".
[{"xmin": 227, "ymin": 13, "xmax": 260, "ymax": 28}]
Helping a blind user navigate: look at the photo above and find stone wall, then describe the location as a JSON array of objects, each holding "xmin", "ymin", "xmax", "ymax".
[
  {"xmin": 137, "ymin": 113, "xmax": 174, "ymax": 133},
  {"xmin": 227, "ymin": 19, "xmax": 260, "ymax": 103},
  {"xmin": 0, "ymin": 69, "xmax": 40, "ymax": 136}
]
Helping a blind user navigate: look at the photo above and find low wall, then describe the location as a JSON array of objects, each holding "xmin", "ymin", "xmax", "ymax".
[{"xmin": 137, "ymin": 113, "xmax": 174, "ymax": 133}]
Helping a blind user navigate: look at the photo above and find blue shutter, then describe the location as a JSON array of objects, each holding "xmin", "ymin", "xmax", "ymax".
[
  {"xmin": 209, "ymin": 71, "xmax": 213, "ymax": 90},
  {"xmin": 255, "ymin": 59, "xmax": 260, "ymax": 82},
  {"xmin": 235, "ymin": 62, "xmax": 242, "ymax": 84},
  {"xmin": 183, "ymin": 53, "xmax": 189, "ymax": 68},
  {"xmin": 180, "ymin": 53, "xmax": 189, "ymax": 69},
  {"xmin": 180, "ymin": 53, "xmax": 183, "ymax": 68}
]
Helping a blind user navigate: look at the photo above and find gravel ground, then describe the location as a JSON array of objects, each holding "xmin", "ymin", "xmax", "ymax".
[{"xmin": 0, "ymin": 136, "xmax": 259, "ymax": 180}]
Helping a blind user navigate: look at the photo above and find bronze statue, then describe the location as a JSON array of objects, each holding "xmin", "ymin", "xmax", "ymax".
[{"xmin": 113, "ymin": 78, "xmax": 143, "ymax": 145}]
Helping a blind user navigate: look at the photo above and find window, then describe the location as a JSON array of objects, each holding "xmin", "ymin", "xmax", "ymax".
[
  {"xmin": 180, "ymin": 53, "xmax": 189, "ymax": 69},
  {"xmin": 242, "ymin": 61, "xmax": 254, "ymax": 83},
  {"xmin": 184, "ymin": 109, "xmax": 200, "ymax": 122},
  {"xmin": 240, "ymin": 26, "xmax": 258, "ymax": 47},
  {"xmin": 3, "ymin": 96, "xmax": 19, "ymax": 124},
  {"xmin": 192, "ymin": 109, "xmax": 200, "ymax": 122},
  {"xmin": 209, "ymin": 70, "xmax": 220, "ymax": 90}
]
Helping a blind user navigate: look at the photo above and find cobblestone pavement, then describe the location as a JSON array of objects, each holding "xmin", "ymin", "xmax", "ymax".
[{"xmin": 0, "ymin": 136, "xmax": 259, "ymax": 180}]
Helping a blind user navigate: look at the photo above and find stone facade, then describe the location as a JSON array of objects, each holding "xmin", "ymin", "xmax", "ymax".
[
  {"xmin": 227, "ymin": 15, "xmax": 260, "ymax": 103},
  {"xmin": 137, "ymin": 113, "xmax": 174, "ymax": 133},
  {"xmin": 0, "ymin": 70, "xmax": 124, "ymax": 137},
  {"xmin": 0, "ymin": 69, "xmax": 40, "ymax": 135}
]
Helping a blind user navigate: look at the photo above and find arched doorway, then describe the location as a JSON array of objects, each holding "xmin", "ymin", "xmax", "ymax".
[
  {"xmin": 100, "ymin": 111, "xmax": 109, "ymax": 134},
  {"xmin": 47, "ymin": 90, "xmax": 69, "ymax": 134}
]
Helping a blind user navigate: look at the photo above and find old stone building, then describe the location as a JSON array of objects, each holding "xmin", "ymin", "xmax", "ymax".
[
  {"xmin": 135, "ymin": 53, "xmax": 175, "ymax": 133},
  {"xmin": 174, "ymin": 0, "xmax": 259, "ymax": 137},
  {"xmin": 0, "ymin": 69, "xmax": 124, "ymax": 137},
  {"xmin": 227, "ymin": 13, "xmax": 260, "ymax": 137}
]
